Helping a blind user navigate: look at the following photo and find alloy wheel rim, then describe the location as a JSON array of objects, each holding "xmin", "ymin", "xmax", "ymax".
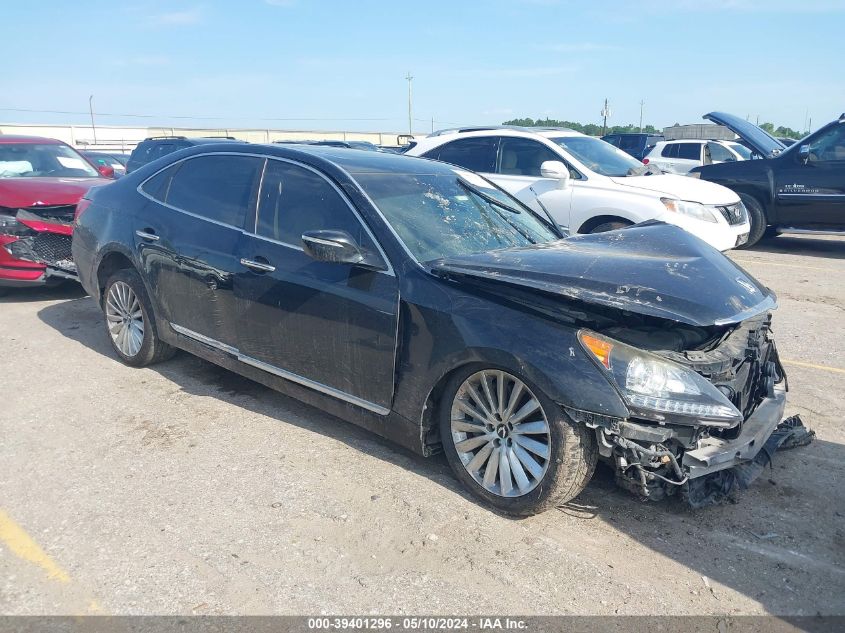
[
  {"xmin": 105, "ymin": 281, "xmax": 144, "ymax": 357},
  {"xmin": 450, "ymin": 370, "xmax": 551, "ymax": 497}
]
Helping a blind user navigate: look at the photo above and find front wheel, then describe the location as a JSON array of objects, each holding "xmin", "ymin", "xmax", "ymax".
[
  {"xmin": 737, "ymin": 193, "xmax": 768, "ymax": 248},
  {"xmin": 589, "ymin": 220, "xmax": 632, "ymax": 234},
  {"xmin": 103, "ymin": 268, "xmax": 174, "ymax": 367},
  {"xmin": 439, "ymin": 367, "xmax": 597, "ymax": 515}
]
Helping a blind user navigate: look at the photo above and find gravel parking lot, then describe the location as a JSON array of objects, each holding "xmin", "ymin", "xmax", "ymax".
[{"xmin": 1, "ymin": 235, "xmax": 843, "ymax": 617}]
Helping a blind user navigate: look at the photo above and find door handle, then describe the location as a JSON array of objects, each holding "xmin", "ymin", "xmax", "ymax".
[
  {"xmin": 240, "ymin": 258, "xmax": 276, "ymax": 273},
  {"xmin": 136, "ymin": 229, "xmax": 160, "ymax": 242}
]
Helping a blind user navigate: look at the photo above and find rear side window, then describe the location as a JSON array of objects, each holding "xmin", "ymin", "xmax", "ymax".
[
  {"xmin": 677, "ymin": 143, "xmax": 701, "ymax": 160},
  {"xmin": 661, "ymin": 144, "xmax": 678, "ymax": 158},
  {"xmin": 166, "ymin": 155, "xmax": 262, "ymax": 227},
  {"xmin": 140, "ymin": 163, "xmax": 180, "ymax": 199},
  {"xmin": 426, "ymin": 137, "xmax": 498, "ymax": 173},
  {"xmin": 256, "ymin": 160, "xmax": 376, "ymax": 250}
]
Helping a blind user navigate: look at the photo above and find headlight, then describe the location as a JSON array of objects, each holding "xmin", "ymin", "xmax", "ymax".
[
  {"xmin": 578, "ymin": 330, "xmax": 741, "ymax": 426},
  {"xmin": 661, "ymin": 198, "xmax": 718, "ymax": 223},
  {"xmin": 687, "ymin": 171, "xmax": 701, "ymax": 179}
]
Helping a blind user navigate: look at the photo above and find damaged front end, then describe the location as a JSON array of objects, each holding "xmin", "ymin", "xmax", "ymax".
[
  {"xmin": 0, "ymin": 205, "xmax": 78, "ymax": 281},
  {"xmin": 573, "ymin": 315, "xmax": 814, "ymax": 507}
]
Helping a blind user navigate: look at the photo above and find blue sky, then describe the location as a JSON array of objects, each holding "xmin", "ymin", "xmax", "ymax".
[{"xmin": 3, "ymin": 0, "xmax": 844, "ymax": 134}]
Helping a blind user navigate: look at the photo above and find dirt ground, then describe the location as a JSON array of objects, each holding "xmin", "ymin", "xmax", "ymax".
[{"xmin": 0, "ymin": 234, "xmax": 843, "ymax": 617}]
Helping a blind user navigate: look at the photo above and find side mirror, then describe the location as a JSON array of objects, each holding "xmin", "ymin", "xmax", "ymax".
[
  {"xmin": 301, "ymin": 230, "xmax": 385, "ymax": 271},
  {"xmin": 798, "ymin": 144, "xmax": 810, "ymax": 165},
  {"xmin": 540, "ymin": 160, "xmax": 570, "ymax": 189},
  {"xmin": 97, "ymin": 164, "xmax": 115, "ymax": 179}
]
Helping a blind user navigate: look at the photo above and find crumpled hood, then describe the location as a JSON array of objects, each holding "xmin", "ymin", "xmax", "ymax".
[
  {"xmin": 0, "ymin": 177, "xmax": 106, "ymax": 209},
  {"xmin": 609, "ymin": 174, "xmax": 740, "ymax": 205},
  {"xmin": 430, "ymin": 222, "xmax": 776, "ymax": 327}
]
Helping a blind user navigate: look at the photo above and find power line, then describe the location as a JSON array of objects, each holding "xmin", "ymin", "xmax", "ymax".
[{"xmin": 0, "ymin": 107, "xmax": 396, "ymax": 123}]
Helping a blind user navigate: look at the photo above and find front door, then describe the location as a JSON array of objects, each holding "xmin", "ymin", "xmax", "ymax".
[
  {"xmin": 234, "ymin": 159, "xmax": 399, "ymax": 412},
  {"xmin": 492, "ymin": 137, "xmax": 573, "ymax": 231},
  {"xmin": 774, "ymin": 123, "xmax": 845, "ymax": 229}
]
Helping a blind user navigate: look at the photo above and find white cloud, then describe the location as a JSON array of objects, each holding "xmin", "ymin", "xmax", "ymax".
[
  {"xmin": 147, "ymin": 8, "xmax": 203, "ymax": 27},
  {"xmin": 543, "ymin": 42, "xmax": 621, "ymax": 53},
  {"xmin": 110, "ymin": 55, "xmax": 171, "ymax": 68}
]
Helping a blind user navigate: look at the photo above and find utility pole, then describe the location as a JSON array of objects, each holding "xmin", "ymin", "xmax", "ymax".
[
  {"xmin": 639, "ymin": 100, "xmax": 644, "ymax": 133},
  {"xmin": 405, "ymin": 72, "xmax": 414, "ymax": 137},
  {"xmin": 600, "ymin": 98, "xmax": 611, "ymax": 136},
  {"xmin": 89, "ymin": 94, "xmax": 97, "ymax": 145}
]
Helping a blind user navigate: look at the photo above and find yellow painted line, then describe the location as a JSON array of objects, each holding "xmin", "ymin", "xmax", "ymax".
[
  {"xmin": 729, "ymin": 258, "xmax": 835, "ymax": 272},
  {"xmin": 0, "ymin": 509, "xmax": 70, "ymax": 583},
  {"xmin": 782, "ymin": 359, "xmax": 845, "ymax": 375}
]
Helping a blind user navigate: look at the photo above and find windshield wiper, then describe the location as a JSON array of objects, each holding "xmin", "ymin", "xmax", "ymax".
[{"xmin": 457, "ymin": 177, "xmax": 522, "ymax": 214}]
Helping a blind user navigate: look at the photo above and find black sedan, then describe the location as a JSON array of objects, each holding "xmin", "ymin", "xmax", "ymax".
[{"xmin": 72, "ymin": 143, "xmax": 805, "ymax": 514}]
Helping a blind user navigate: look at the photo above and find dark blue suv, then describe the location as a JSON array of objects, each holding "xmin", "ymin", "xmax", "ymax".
[
  {"xmin": 126, "ymin": 136, "xmax": 239, "ymax": 173},
  {"xmin": 601, "ymin": 133, "xmax": 664, "ymax": 161}
]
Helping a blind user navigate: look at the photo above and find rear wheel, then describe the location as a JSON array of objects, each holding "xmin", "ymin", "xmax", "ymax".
[
  {"xmin": 103, "ymin": 268, "xmax": 174, "ymax": 367},
  {"xmin": 589, "ymin": 220, "xmax": 632, "ymax": 234},
  {"xmin": 737, "ymin": 193, "xmax": 768, "ymax": 248},
  {"xmin": 439, "ymin": 367, "xmax": 597, "ymax": 516},
  {"xmin": 0, "ymin": 288, "xmax": 8, "ymax": 298}
]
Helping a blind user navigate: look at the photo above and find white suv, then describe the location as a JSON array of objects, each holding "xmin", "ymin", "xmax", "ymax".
[
  {"xmin": 643, "ymin": 139, "xmax": 747, "ymax": 175},
  {"xmin": 406, "ymin": 127, "xmax": 750, "ymax": 251}
]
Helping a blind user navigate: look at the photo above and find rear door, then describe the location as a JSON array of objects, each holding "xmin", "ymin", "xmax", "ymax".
[
  {"xmin": 234, "ymin": 158, "xmax": 399, "ymax": 412},
  {"xmin": 773, "ymin": 123, "xmax": 845, "ymax": 228},
  {"xmin": 136, "ymin": 153, "xmax": 263, "ymax": 349}
]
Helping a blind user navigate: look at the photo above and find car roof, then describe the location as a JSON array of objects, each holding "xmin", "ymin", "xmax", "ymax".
[
  {"xmin": 271, "ymin": 144, "xmax": 455, "ymax": 175},
  {"xmin": 146, "ymin": 142, "xmax": 458, "ymax": 177},
  {"xmin": 423, "ymin": 127, "xmax": 586, "ymax": 142},
  {"xmin": 0, "ymin": 135, "xmax": 65, "ymax": 145}
]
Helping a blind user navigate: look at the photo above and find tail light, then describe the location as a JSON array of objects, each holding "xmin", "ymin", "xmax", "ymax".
[
  {"xmin": 642, "ymin": 158, "xmax": 649, "ymax": 165},
  {"xmin": 74, "ymin": 199, "xmax": 92, "ymax": 223}
]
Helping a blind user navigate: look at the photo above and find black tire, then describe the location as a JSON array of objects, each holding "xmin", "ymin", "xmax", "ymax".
[
  {"xmin": 0, "ymin": 287, "xmax": 9, "ymax": 298},
  {"xmin": 439, "ymin": 365, "xmax": 597, "ymax": 516},
  {"xmin": 763, "ymin": 226, "xmax": 781, "ymax": 240},
  {"xmin": 589, "ymin": 220, "xmax": 632, "ymax": 234},
  {"xmin": 102, "ymin": 268, "xmax": 175, "ymax": 367},
  {"xmin": 737, "ymin": 193, "xmax": 768, "ymax": 248}
]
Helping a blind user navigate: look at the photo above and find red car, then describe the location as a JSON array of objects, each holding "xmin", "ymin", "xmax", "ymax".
[{"xmin": 0, "ymin": 136, "xmax": 111, "ymax": 295}]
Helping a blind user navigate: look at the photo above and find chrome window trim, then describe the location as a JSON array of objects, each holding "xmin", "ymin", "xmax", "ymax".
[
  {"xmin": 170, "ymin": 322, "xmax": 390, "ymax": 416},
  {"xmin": 136, "ymin": 151, "xmax": 395, "ymax": 277}
]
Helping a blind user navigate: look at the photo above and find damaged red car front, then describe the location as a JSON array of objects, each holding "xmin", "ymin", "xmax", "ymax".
[{"xmin": 0, "ymin": 136, "xmax": 110, "ymax": 294}]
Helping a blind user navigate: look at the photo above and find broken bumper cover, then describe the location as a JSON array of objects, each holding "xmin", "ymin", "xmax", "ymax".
[{"xmin": 683, "ymin": 388, "xmax": 786, "ymax": 479}]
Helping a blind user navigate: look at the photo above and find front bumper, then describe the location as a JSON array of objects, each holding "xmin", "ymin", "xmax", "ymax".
[
  {"xmin": 657, "ymin": 211, "xmax": 751, "ymax": 252},
  {"xmin": 683, "ymin": 387, "xmax": 786, "ymax": 478}
]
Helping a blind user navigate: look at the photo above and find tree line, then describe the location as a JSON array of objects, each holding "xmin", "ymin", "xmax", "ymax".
[{"xmin": 502, "ymin": 117, "xmax": 804, "ymax": 139}]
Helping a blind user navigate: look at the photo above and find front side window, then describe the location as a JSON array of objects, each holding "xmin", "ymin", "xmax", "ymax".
[
  {"xmin": 806, "ymin": 124, "xmax": 845, "ymax": 162},
  {"xmin": 354, "ymin": 168, "xmax": 559, "ymax": 262},
  {"xmin": 0, "ymin": 143, "xmax": 99, "ymax": 178},
  {"xmin": 497, "ymin": 137, "xmax": 560, "ymax": 177},
  {"xmin": 426, "ymin": 137, "xmax": 498, "ymax": 173},
  {"xmin": 256, "ymin": 160, "xmax": 375, "ymax": 250},
  {"xmin": 166, "ymin": 155, "xmax": 262, "ymax": 227},
  {"xmin": 550, "ymin": 136, "xmax": 648, "ymax": 177},
  {"xmin": 708, "ymin": 142, "xmax": 735, "ymax": 162}
]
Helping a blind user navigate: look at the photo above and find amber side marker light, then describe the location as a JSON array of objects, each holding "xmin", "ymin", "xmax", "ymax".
[{"xmin": 580, "ymin": 332, "xmax": 613, "ymax": 370}]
